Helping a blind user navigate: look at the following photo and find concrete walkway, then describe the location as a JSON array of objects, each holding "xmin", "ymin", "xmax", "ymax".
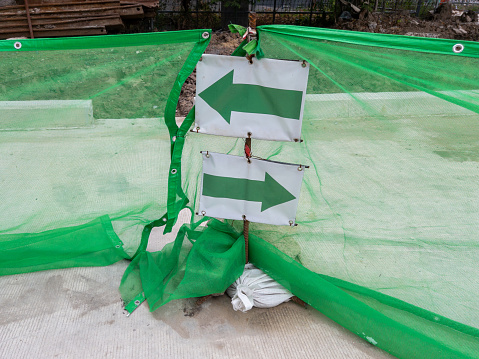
[{"xmin": 0, "ymin": 260, "xmax": 394, "ymax": 358}]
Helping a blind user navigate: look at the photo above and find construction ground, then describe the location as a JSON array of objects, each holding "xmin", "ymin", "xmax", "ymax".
[{"xmin": 0, "ymin": 235, "xmax": 395, "ymax": 359}]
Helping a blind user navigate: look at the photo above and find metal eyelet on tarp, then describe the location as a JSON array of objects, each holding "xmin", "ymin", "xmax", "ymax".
[
  {"xmin": 202, "ymin": 32, "xmax": 210, "ymax": 39},
  {"xmin": 14, "ymin": 42, "xmax": 22, "ymax": 50},
  {"xmin": 453, "ymin": 44, "xmax": 464, "ymax": 54}
]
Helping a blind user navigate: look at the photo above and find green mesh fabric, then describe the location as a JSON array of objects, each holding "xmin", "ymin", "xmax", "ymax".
[
  {"xmin": 0, "ymin": 215, "xmax": 129, "ymax": 276},
  {"xmin": 120, "ymin": 218, "xmax": 245, "ymax": 312},
  {"xmin": 167, "ymin": 26, "xmax": 479, "ymax": 358},
  {"xmin": 0, "ymin": 30, "xmax": 210, "ymax": 274},
  {"xmin": 3, "ymin": 25, "xmax": 479, "ymax": 359}
]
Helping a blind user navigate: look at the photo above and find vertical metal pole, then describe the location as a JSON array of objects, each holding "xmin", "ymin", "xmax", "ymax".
[
  {"xmin": 415, "ymin": 0, "xmax": 424, "ymax": 16},
  {"xmin": 273, "ymin": 0, "xmax": 277, "ymax": 24},
  {"xmin": 196, "ymin": 0, "xmax": 199, "ymax": 28},
  {"xmin": 243, "ymin": 10, "xmax": 257, "ymax": 264},
  {"xmin": 309, "ymin": 0, "xmax": 314, "ymax": 26},
  {"xmin": 243, "ymin": 216, "xmax": 249, "ymax": 263},
  {"xmin": 244, "ymin": 134, "xmax": 252, "ymax": 264},
  {"xmin": 24, "ymin": 0, "xmax": 34, "ymax": 39}
]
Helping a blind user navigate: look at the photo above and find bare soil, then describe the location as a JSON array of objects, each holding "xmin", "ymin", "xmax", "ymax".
[{"xmin": 336, "ymin": 6, "xmax": 479, "ymax": 41}]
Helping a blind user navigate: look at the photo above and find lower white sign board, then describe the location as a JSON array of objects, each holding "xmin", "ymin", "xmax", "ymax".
[
  {"xmin": 195, "ymin": 54, "xmax": 310, "ymax": 142},
  {"xmin": 198, "ymin": 152, "xmax": 306, "ymax": 226}
]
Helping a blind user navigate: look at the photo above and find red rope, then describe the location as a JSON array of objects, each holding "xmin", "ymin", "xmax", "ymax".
[{"xmin": 244, "ymin": 143, "xmax": 251, "ymax": 158}]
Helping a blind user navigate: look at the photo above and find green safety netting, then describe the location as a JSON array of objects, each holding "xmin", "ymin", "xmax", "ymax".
[
  {"xmin": 120, "ymin": 218, "xmax": 245, "ymax": 313},
  {"xmin": 165, "ymin": 26, "xmax": 479, "ymax": 358},
  {"xmin": 0, "ymin": 30, "xmax": 211, "ymax": 273},
  {"xmin": 1, "ymin": 25, "xmax": 479, "ymax": 359}
]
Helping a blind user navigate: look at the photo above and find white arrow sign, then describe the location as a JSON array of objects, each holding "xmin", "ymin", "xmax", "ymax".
[
  {"xmin": 198, "ymin": 152, "xmax": 306, "ymax": 226},
  {"xmin": 195, "ymin": 54, "xmax": 309, "ymax": 142}
]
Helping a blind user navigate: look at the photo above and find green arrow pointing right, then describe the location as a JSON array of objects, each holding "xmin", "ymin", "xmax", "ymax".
[
  {"xmin": 198, "ymin": 70, "xmax": 304, "ymax": 124},
  {"xmin": 202, "ymin": 172, "xmax": 296, "ymax": 212}
]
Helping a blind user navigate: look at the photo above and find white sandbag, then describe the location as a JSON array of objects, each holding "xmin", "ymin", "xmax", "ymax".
[{"xmin": 226, "ymin": 263, "xmax": 293, "ymax": 312}]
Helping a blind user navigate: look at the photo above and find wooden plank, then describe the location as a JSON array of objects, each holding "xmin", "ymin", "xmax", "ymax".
[
  {"xmin": 0, "ymin": 1, "xmax": 146, "ymax": 39},
  {"xmin": 120, "ymin": 1, "xmax": 159, "ymax": 8},
  {"xmin": 0, "ymin": 14, "xmax": 121, "ymax": 23},
  {"xmin": 118, "ymin": 4, "xmax": 144, "ymax": 18},
  {"xmin": 0, "ymin": 13, "xmax": 123, "ymax": 20},
  {"xmin": 0, "ymin": 1, "xmax": 121, "ymax": 15},
  {"xmin": 0, "ymin": 15, "xmax": 123, "ymax": 30},
  {"xmin": 27, "ymin": 0, "xmax": 116, "ymax": 3},
  {"xmin": 28, "ymin": 0, "xmax": 157, "ymax": 4},
  {"xmin": 27, "ymin": 0, "xmax": 115, "ymax": 3},
  {"xmin": 0, "ymin": 26, "xmax": 106, "ymax": 39},
  {"xmin": 27, "ymin": 0, "xmax": 157, "ymax": 4},
  {"xmin": 0, "ymin": 6, "xmax": 142, "ymax": 18},
  {"xmin": 30, "ymin": 1, "xmax": 121, "ymax": 12}
]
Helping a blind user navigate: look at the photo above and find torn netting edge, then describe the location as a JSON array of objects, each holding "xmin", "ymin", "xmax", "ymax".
[{"xmin": 120, "ymin": 30, "xmax": 211, "ymax": 313}]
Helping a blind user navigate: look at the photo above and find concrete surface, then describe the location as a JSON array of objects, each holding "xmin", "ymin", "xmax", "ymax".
[{"xmin": 0, "ymin": 260, "xmax": 395, "ymax": 359}]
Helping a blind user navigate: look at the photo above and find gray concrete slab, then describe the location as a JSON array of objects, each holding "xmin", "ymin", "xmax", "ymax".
[{"xmin": 0, "ymin": 261, "xmax": 395, "ymax": 358}]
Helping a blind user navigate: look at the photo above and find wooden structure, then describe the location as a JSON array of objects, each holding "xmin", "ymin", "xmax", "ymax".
[{"xmin": 0, "ymin": 0, "xmax": 159, "ymax": 39}]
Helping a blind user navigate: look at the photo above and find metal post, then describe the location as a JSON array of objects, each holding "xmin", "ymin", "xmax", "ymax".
[
  {"xmin": 415, "ymin": 0, "xmax": 424, "ymax": 16},
  {"xmin": 273, "ymin": 0, "xmax": 277, "ymax": 24},
  {"xmin": 244, "ymin": 134, "xmax": 251, "ymax": 264},
  {"xmin": 309, "ymin": 0, "xmax": 314, "ymax": 26},
  {"xmin": 196, "ymin": 0, "xmax": 199, "ymax": 28},
  {"xmin": 243, "ymin": 216, "xmax": 249, "ymax": 263},
  {"xmin": 24, "ymin": 0, "xmax": 34, "ymax": 39},
  {"xmin": 243, "ymin": 9, "xmax": 258, "ymax": 264}
]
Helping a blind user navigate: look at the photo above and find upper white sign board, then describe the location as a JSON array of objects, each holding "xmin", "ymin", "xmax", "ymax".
[{"xmin": 195, "ymin": 54, "xmax": 309, "ymax": 142}]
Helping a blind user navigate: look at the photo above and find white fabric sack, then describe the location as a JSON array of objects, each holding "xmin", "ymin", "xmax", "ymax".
[{"xmin": 226, "ymin": 263, "xmax": 293, "ymax": 312}]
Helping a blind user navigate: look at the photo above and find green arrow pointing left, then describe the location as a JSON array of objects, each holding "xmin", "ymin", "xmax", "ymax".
[
  {"xmin": 198, "ymin": 70, "xmax": 303, "ymax": 124},
  {"xmin": 202, "ymin": 172, "xmax": 296, "ymax": 212}
]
